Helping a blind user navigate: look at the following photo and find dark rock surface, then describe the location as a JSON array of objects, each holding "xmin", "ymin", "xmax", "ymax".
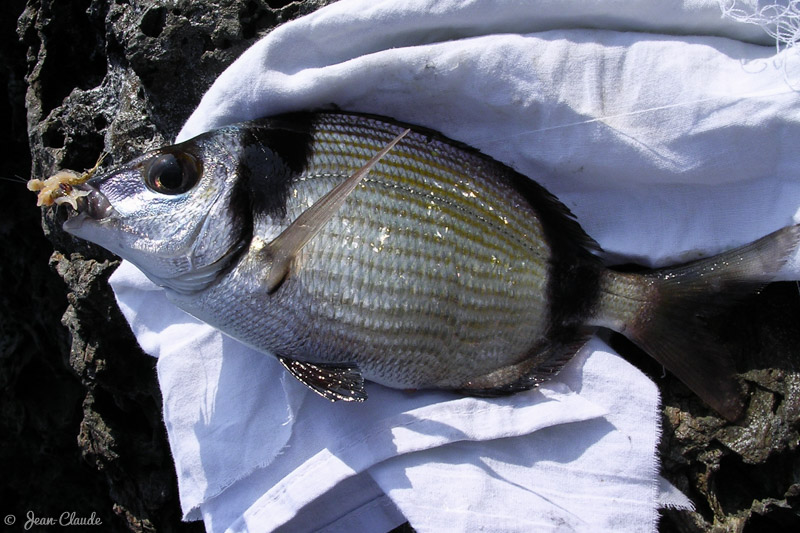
[
  {"xmin": 2, "ymin": 0, "xmax": 797, "ymax": 531},
  {"xmin": 617, "ymin": 281, "xmax": 800, "ymax": 532},
  {"xmin": 4, "ymin": 0, "xmax": 331, "ymax": 531}
]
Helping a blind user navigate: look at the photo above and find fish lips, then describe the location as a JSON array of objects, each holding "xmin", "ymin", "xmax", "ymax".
[{"xmin": 62, "ymin": 183, "xmax": 115, "ymax": 232}]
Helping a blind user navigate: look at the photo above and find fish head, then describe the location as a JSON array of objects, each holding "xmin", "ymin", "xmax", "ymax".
[{"xmin": 64, "ymin": 128, "xmax": 249, "ymax": 294}]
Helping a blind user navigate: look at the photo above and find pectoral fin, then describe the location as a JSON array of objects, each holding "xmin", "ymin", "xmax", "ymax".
[
  {"xmin": 278, "ymin": 356, "xmax": 367, "ymax": 402},
  {"xmin": 264, "ymin": 128, "xmax": 410, "ymax": 292}
]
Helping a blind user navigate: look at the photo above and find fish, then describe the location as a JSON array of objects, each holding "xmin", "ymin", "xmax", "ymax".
[{"xmin": 53, "ymin": 111, "xmax": 800, "ymax": 421}]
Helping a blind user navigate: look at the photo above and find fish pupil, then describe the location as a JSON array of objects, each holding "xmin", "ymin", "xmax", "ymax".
[
  {"xmin": 145, "ymin": 152, "xmax": 200, "ymax": 195},
  {"xmin": 155, "ymin": 157, "xmax": 182, "ymax": 190}
]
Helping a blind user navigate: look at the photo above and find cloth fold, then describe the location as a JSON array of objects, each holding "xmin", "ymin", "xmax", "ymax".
[{"xmin": 109, "ymin": 0, "xmax": 799, "ymax": 531}]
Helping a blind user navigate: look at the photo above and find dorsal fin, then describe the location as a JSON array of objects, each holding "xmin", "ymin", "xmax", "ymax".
[{"xmin": 262, "ymin": 128, "xmax": 410, "ymax": 292}]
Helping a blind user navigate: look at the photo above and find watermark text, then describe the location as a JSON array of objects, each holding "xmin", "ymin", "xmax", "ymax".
[{"xmin": 2, "ymin": 510, "xmax": 102, "ymax": 530}]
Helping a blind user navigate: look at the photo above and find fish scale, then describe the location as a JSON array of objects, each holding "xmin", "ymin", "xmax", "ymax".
[
  {"xmin": 313, "ymin": 139, "xmax": 545, "ymax": 253},
  {"xmin": 232, "ymin": 123, "xmax": 553, "ymax": 387},
  {"xmin": 300, "ymin": 135, "xmax": 550, "ymax": 286}
]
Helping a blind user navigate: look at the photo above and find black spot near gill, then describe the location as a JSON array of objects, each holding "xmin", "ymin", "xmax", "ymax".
[
  {"xmin": 228, "ymin": 114, "xmax": 316, "ymax": 245},
  {"xmin": 236, "ymin": 142, "xmax": 294, "ymax": 220},
  {"xmin": 252, "ymin": 112, "xmax": 316, "ymax": 175}
]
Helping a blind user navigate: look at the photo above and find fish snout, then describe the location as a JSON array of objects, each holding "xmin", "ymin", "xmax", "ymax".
[
  {"xmin": 73, "ymin": 182, "xmax": 114, "ymax": 220},
  {"xmin": 62, "ymin": 183, "xmax": 115, "ymax": 233}
]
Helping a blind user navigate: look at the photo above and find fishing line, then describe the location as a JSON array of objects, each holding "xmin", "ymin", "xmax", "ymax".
[
  {"xmin": 721, "ymin": 0, "xmax": 800, "ymax": 88},
  {"xmin": 474, "ymin": 85, "xmax": 798, "ymax": 145},
  {"xmin": 476, "ymin": 1, "xmax": 800, "ymax": 146},
  {"xmin": 720, "ymin": 0, "xmax": 800, "ymax": 55},
  {"xmin": 0, "ymin": 175, "xmax": 29, "ymax": 184}
]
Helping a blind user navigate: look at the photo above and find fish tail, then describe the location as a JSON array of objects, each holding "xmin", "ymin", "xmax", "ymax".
[{"xmin": 598, "ymin": 225, "xmax": 800, "ymax": 421}]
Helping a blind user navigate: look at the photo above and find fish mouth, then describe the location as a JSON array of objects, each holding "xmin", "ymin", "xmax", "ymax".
[{"xmin": 62, "ymin": 183, "xmax": 115, "ymax": 230}]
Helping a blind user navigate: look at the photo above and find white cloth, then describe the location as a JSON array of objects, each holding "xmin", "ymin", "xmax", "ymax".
[{"xmin": 109, "ymin": 0, "xmax": 800, "ymax": 531}]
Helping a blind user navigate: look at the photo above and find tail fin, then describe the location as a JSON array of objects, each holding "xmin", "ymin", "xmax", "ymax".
[{"xmin": 604, "ymin": 225, "xmax": 800, "ymax": 421}]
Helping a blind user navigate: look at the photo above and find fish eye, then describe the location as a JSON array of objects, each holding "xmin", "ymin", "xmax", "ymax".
[{"xmin": 144, "ymin": 152, "xmax": 201, "ymax": 195}]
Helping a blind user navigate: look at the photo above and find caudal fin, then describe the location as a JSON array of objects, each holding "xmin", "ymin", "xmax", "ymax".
[{"xmin": 604, "ymin": 225, "xmax": 800, "ymax": 421}]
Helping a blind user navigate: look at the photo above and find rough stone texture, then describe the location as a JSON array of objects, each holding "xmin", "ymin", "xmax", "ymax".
[
  {"xmin": 654, "ymin": 282, "xmax": 800, "ymax": 532},
  {"xmin": 5, "ymin": 0, "xmax": 331, "ymax": 531},
  {"xmin": 3, "ymin": 0, "xmax": 798, "ymax": 531},
  {"xmin": 615, "ymin": 280, "xmax": 800, "ymax": 532}
]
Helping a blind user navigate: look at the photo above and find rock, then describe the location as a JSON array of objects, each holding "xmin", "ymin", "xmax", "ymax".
[
  {"xmin": 1, "ymin": 0, "xmax": 125, "ymax": 530},
  {"xmin": 7, "ymin": 0, "xmax": 332, "ymax": 531},
  {"xmin": 655, "ymin": 283, "xmax": 800, "ymax": 531},
  {"xmin": 5, "ymin": 0, "xmax": 798, "ymax": 531},
  {"xmin": 617, "ymin": 281, "xmax": 800, "ymax": 531}
]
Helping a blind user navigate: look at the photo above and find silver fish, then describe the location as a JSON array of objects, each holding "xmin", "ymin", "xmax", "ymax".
[{"xmin": 60, "ymin": 111, "xmax": 800, "ymax": 421}]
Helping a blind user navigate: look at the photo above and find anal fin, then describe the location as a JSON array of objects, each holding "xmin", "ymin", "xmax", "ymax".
[
  {"xmin": 278, "ymin": 356, "xmax": 367, "ymax": 402},
  {"xmin": 457, "ymin": 336, "xmax": 592, "ymax": 397}
]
